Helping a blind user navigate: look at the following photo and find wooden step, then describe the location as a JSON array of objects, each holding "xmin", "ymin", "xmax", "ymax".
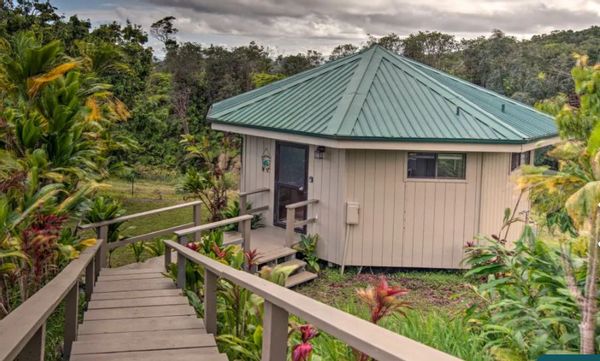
[
  {"xmin": 88, "ymin": 296, "xmax": 189, "ymax": 310},
  {"xmin": 99, "ymin": 267, "xmax": 164, "ymax": 276},
  {"xmin": 255, "ymin": 247, "xmax": 297, "ymax": 265},
  {"xmin": 77, "ymin": 328, "xmax": 204, "ymax": 341},
  {"xmin": 71, "ymin": 332, "xmax": 217, "ymax": 355},
  {"xmin": 78, "ymin": 315, "xmax": 204, "ymax": 334},
  {"xmin": 84, "ymin": 304, "xmax": 196, "ymax": 321},
  {"xmin": 70, "ymin": 347, "xmax": 227, "ymax": 361},
  {"xmin": 94, "ymin": 279, "xmax": 175, "ymax": 293},
  {"xmin": 98, "ymin": 272, "xmax": 165, "ymax": 282},
  {"xmin": 285, "ymin": 270, "xmax": 317, "ymax": 288},
  {"xmin": 91, "ymin": 288, "xmax": 181, "ymax": 301}
]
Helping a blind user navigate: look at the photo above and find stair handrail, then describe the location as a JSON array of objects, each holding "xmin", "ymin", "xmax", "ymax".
[
  {"xmin": 0, "ymin": 238, "xmax": 105, "ymax": 361},
  {"xmin": 163, "ymin": 239, "xmax": 462, "ymax": 361},
  {"xmin": 285, "ymin": 198, "xmax": 319, "ymax": 246}
]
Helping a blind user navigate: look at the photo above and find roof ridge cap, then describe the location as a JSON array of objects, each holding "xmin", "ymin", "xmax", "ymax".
[
  {"xmin": 402, "ymin": 56, "xmax": 554, "ymax": 120},
  {"xmin": 325, "ymin": 46, "xmax": 381, "ymax": 136},
  {"xmin": 379, "ymin": 48, "xmax": 528, "ymax": 139},
  {"xmin": 208, "ymin": 53, "xmax": 363, "ymax": 118}
]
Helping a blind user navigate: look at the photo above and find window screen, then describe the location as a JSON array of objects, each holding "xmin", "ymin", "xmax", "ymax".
[
  {"xmin": 511, "ymin": 151, "xmax": 531, "ymax": 171},
  {"xmin": 407, "ymin": 153, "xmax": 466, "ymax": 179}
]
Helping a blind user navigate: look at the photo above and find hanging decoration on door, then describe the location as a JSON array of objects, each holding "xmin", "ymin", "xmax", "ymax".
[{"xmin": 261, "ymin": 148, "xmax": 271, "ymax": 173}]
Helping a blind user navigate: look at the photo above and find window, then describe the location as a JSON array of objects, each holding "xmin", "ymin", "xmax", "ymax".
[
  {"xmin": 407, "ymin": 152, "xmax": 466, "ymax": 179},
  {"xmin": 511, "ymin": 151, "xmax": 531, "ymax": 171}
]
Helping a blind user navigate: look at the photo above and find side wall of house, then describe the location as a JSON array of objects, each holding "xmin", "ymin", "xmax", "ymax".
[
  {"xmin": 343, "ymin": 150, "xmax": 483, "ymax": 269},
  {"xmin": 479, "ymin": 152, "xmax": 530, "ymax": 241}
]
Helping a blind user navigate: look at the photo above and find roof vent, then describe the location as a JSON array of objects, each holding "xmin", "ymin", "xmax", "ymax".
[
  {"xmin": 456, "ymin": 107, "xmax": 460, "ymax": 116},
  {"xmin": 501, "ymin": 104, "xmax": 506, "ymax": 113}
]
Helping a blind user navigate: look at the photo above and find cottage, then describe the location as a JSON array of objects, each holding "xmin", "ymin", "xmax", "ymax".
[{"xmin": 208, "ymin": 45, "xmax": 558, "ymax": 270}]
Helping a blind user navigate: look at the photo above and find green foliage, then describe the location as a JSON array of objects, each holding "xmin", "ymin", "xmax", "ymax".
[
  {"xmin": 221, "ymin": 200, "xmax": 264, "ymax": 231},
  {"xmin": 82, "ymin": 195, "xmax": 127, "ymax": 266},
  {"xmin": 294, "ymin": 233, "xmax": 320, "ymax": 273},
  {"xmin": 464, "ymin": 227, "xmax": 582, "ymax": 360},
  {"xmin": 251, "ymin": 72, "xmax": 285, "ymax": 88}
]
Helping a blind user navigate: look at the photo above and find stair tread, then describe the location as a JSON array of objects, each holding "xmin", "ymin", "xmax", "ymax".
[
  {"xmin": 79, "ymin": 315, "xmax": 204, "ymax": 334},
  {"xmin": 255, "ymin": 247, "xmax": 297, "ymax": 264},
  {"xmin": 70, "ymin": 348, "xmax": 226, "ymax": 361},
  {"xmin": 285, "ymin": 270, "xmax": 317, "ymax": 288},
  {"xmin": 277, "ymin": 259, "xmax": 306, "ymax": 268}
]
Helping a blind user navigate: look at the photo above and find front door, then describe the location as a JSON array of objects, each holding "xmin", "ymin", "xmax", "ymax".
[{"xmin": 274, "ymin": 142, "xmax": 308, "ymax": 228}]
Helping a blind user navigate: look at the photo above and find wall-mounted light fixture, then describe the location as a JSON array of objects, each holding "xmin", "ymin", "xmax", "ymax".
[{"xmin": 314, "ymin": 146, "xmax": 326, "ymax": 160}]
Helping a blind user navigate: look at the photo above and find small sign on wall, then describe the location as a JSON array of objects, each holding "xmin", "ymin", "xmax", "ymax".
[{"xmin": 261, "ymin": 148, "xmax": 271, "ymax": 173}]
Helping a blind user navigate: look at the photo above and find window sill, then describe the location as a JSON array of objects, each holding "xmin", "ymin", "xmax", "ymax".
[{"xmin": 405, "ymin": 177, "xmax": 468, "ymax": 184}]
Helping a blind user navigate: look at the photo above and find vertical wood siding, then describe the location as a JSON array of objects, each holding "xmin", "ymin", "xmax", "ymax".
[
  {"xmin": 306, "ymin": 145, "xmax": 347, "ymax": 263},
  {"xmin": 241, "ymin": 136, "xmax": 526, "ymax": 269},
  {"xmin": 344, "ymin": 150, "xmax": 482, "ymax": 268},
  {"xmin": 241, "ymin": 135, "xmax": 275, "ymax": 223},
  {"xmin": 478, "ymin": 153, "xmax": 529, "ymax": 241}
]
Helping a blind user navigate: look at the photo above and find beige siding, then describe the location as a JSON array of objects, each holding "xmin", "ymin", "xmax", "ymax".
[
  {"xmin": 479, "ymin": 153, "xmax": 529, "ymax": 242},
  {"xmin": 241, "ymin": 135, "xmax": 275, "ymax": 223},
  {"xmin": 307, "ymin": 146, "xmax": 346, "ymax": 263},
  {"xmin": 344, "ymin": 150, "xmax": 482, "ymax": 268},
  {"xmin": 241, "ymin": 135, "xmax": 527, "ymax": 269}
]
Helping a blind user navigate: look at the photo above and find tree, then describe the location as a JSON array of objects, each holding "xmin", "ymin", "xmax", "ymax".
[
  {"xmin": 150, "ymin": 16, "xmax": 178, "ymax": 51},
  {"xmin": 329, "ymin": 43, "xmax": 358, "ymax": 61},
  {"xmin": 519, "ymin": 54, "xmax": 600, "ymax": 354},
  {"xmin": 401, "ymin": 31, "xmax": 459, "ymax": 70},
  {"xmin": 366, "ymin": 33, "xmax": 402, "ymax": 53}
]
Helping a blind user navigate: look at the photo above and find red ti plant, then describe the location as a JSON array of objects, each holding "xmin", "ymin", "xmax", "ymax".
[
  {"xmin": 355, "ymin": 276, "xmax": 409, "ymax": 361},
  {"xmin": 244, "ymin": 249, "xmax": 261, "ymax": 272},
  {"xmin": 292, "ymin": 324, "xmax": 318, "ymax": 361}
]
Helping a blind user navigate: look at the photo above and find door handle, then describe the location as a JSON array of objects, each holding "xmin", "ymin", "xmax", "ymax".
[{"xmin": 299, "ymin": 186, "xmax": 304, "ymax": 191}]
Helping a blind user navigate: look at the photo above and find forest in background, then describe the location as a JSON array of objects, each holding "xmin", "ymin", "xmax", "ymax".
[{"xmin": 2, "ymin": 1, "xmax": 600, "ymax": 176}]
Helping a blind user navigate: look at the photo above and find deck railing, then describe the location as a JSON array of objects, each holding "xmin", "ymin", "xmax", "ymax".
[
  {"xmin": 285, "ymin": 199, "xmax": 319, "ymax": 246},
  {"xmin": 0, "ymin": 239, "xmax": 105, "ymax": 361},
  {"xmin": 78, "ymin": 200, "xmax": 203, "ymax": 267},
  {"xmin": 239, "ymin": 187, "xmax": 270, "ymax": 216},
  {"xmin": 164, "ymin": 238, "xmax": 461, "ymax": 361}
]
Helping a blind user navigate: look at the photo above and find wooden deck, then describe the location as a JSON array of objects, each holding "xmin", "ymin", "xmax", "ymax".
[{"xmin": 70, "ymin": 266, "xmax": 228, "ymax": 361}]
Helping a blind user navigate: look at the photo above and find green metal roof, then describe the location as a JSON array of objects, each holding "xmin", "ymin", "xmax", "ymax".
[{"xmin": 208, "ymin": 45, "xmax": 558, "ymax": 144}]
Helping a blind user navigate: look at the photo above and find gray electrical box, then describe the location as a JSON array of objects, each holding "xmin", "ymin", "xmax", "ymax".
[{"xmin": 346, "ymin": 202, "xmax": 360, "ymax": 225}]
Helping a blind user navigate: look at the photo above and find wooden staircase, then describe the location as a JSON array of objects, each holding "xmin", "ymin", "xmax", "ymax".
[
  {"xmin": 70, "ymin": 267, "xmax": 228, "ymax": 361},
  {"xmin": 224, "ymin": 230, "xmax": 317, "ymax": 288}
]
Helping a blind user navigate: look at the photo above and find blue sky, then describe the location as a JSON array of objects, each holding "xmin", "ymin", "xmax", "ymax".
[{"xmin": 53, "ymin": 0, "xmax": 600, "ymax": 56}]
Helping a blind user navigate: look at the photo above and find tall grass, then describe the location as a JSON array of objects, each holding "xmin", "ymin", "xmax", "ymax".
[{"xmin": 303, "ymin": 301, "xmax": 492, "ymax": 361}]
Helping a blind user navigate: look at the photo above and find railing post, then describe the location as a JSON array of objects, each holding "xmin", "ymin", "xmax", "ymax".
[
  {"xmin": 261, "ymin": 301, "xmax": 289, "ymax": 361},
  {"xmin": 241, "ymin": 217, "xmax": 252, "ymax": 255},
  {"xmin": 94, "ymin": 237, "xmax": 102, "ymax": 280},
  {"xmin": 176, "ymin": 237, "xmax": 187, "ymax": 289},
  {"xmin": 285, "ymin": 207, "xmax": 295, "ymax": 247},
  {"xmin": 97, "ymin": 225, "xmax": 109, "ymax": 269},
  {"xmin": 63, "ymin": 281, "xmax": 79, "ymax": 360},
  {"xmin": 238, "ymin": 194, "xmax": 247, "ymax": 233},
  {"xmin": 85, "ymin": 261, "xmax": 94, "ymax": 301},
  {"xmin": 18, "ymin": 323, "xmax": 45, "ymax": 361},
  {"xmin": 193, "ymin": 203, "xmax": 202, "ymax": 242},
  {"xmin": 164, "ymin": 243, "xmax": 172, "ymax": 272},
  {"xmin": 204, "ymin": 269, "xmax": 218, "ymax": 335}
]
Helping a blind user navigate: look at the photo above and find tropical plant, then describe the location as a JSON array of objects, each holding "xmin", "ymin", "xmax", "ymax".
[
  {"xmin": 129, "ymin": 241, "xmax": 145, "ymax": 263},
  {"xmin": 82, "ymin": 196, "xmax": 126, "ymax": 266},
  {"xmin": 222, "ymin": 199, "xmax": 264, "ymax": 231},
  {"xmin": 178, "ymin": 131, "xmax": 239, "ymax": 222},
  {"xmin": 292, "ymin": 323, "xmax": 318, "ymax": 361},
  {"xmin": 294, "ymin": 234, "xmax": 320, "ymax": 273}
]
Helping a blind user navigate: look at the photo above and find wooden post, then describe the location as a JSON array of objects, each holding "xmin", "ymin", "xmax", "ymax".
[
  {"xmin": 193, "ymin": 203, "xmax": 202, "ymax": 242},
  {"xmin": 285, "ymin": 207, "xmax": 295, "ymax": 247},
  {"xmin": 204, "ymin": 269, "xmax": 218, "ymax": 335},
  {"xmin": 177, "ymin": 252, "xmax": 186, "ymax": 289},
  {"xmin": 63, "ymin": 282, "xmax": 79, "ymax": 360},
  {"xmin": 18, "ymin": 324, "xmax": 45, "ymax": 361},
  {"xmin": 164, "ymin": 243, "xmax": 172, "ymax": 272},
  {"xmin": 238, "ymin": 194, "xmax": 247, "ymax": 233},
  {"xmin": 85, "ymin": 261, "xmax": 94, "ymax": 301},
  {"xmin": 94, "ymin": 237, "xmax": 102, "ymax": 280},
  {"xmin": 97, "ymin": 225, "xmax": 109, "ymax": 269},
  {"xmin": 241, "ymin": 218, "xmax": 252, "ymax": 255},
  {"xmin": 261, "ymin": 301, "xmax": 289, "ymax": 361}
]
